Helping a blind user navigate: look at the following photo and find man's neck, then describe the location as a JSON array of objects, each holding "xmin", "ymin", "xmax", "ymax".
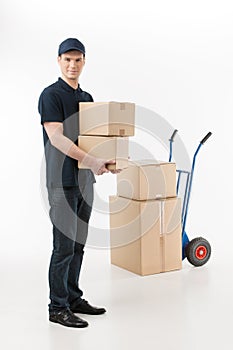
[{"xmin": 61, "ymin": 75, "xmax": 79, "ymax": 90}]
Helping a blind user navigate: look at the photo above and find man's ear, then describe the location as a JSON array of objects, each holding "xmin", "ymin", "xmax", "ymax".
[{"xmin": 57, "ymin": 56, "xmax": 61, "ymax": 64}]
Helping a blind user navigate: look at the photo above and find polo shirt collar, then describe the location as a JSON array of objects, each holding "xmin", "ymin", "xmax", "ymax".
[{"xmin": 58, "ymin": 77, "xmax": 81, "ymax": 92}]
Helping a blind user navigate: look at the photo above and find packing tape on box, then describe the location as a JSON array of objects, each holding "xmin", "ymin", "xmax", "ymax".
[
  {"xmin": 160, "ymin": 201, "xmax": 165, "ymax": 235},
  {"xmin": 160, "ymin": 201, "xmax": 165, "ymax": 272}
]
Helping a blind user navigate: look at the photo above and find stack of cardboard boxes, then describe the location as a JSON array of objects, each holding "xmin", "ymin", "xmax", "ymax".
[
  {"xmin": 110, "ymin": 161, "xmax": 182, "ymax": 276},
  {"xmin": 78, "ymin": 102, "xmax": 182, "ymax": 276},
  {"xmin": 78, "ymin": 102, "xmax": 135, "ymax": 170}
]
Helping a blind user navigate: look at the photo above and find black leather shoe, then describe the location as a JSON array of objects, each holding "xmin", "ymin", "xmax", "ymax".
[
  {"xmin": 49, "ymin": 309, "xmax": 88, "ymax": 328},
  {"xmin": 70, "ymin": 299, "xmax": 106, "ymax": 315}
]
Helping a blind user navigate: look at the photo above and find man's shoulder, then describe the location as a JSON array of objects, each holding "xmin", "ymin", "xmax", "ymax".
[{"xmin": 40, "ymin": 80, "xmax": 60, "ymax": 97}]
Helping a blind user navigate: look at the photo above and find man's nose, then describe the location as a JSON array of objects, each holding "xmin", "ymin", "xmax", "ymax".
[{"xmin": 70, "ymin": 60, "xmax": 76, "ymax": 68}]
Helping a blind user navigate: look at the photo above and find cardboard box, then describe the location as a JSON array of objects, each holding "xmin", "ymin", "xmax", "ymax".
[
  {"xmin": 117, "ymin": 160, "xmax": 176, "ymax": 200},
  {"xmin": 78, "ymin": 135, "xmax": 129, "ymax": 170},
  {"xmin": 79, "ymin": 102, "xmax": 135, "ymax": 136},
  {"xmin": 109, "ymin": 196, "xmax": 182, "ymax": 275}
]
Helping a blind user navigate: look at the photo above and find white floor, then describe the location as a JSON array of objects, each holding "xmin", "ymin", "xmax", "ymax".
[{"xmin": 1, "ymin": 241, "xmax": 232, "ymax": 350}]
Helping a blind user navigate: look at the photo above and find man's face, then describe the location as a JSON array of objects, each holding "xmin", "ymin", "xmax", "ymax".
[{"xmin": 57, "ymin": 50, "xmax": 85, "ymax": 81}]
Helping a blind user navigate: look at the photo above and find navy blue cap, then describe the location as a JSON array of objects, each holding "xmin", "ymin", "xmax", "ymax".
[{"xmin": 58, "ymin": 38, "xmax": 85, "ymax": 56}]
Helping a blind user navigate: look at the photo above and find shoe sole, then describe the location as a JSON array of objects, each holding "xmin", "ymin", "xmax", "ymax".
[
  {"xmin": 49, "ymin": 319, "xmax": 88, "ymax": 328},
  {"xmin": 71, "ymin": 310, "xmax": 106, "ymax": 315},
  {"xmin": 70, "ymin": 307, "xmax": 106, "ymax": 315}
]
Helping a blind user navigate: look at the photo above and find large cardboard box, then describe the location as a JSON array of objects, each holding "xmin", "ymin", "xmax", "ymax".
[
  {"xmin": 109, "ymin": 196, "xmax": 182, "ymax": 275},
  {"xmin": 78, "ymin": 135, "xmax": 129, "ymax": 170},
  {"xmin": 117, "ymin": 160, "xmax": 177, "ymax": 200},
  {"xmin": 79, "ymin": 102, "xmax": 135, "ymax": 136}
]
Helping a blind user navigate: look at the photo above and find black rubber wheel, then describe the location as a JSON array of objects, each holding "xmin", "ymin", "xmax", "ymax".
[{"xmin": 185, "ymin": 237, "xmax": 211, "ymax": 267}]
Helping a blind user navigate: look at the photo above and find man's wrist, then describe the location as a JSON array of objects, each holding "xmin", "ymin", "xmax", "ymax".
[{"xmin": 80, "ymin": 153, "xmax": 95, "ymax": 168}]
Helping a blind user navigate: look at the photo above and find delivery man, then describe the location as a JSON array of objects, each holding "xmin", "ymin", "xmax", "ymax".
[{"xmin": 38, "ymin": 37, "xmax": 118, "ymax": 328}]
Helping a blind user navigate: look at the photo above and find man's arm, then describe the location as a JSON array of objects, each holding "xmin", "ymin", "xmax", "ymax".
[{"xmin": 43, "ymin": 122, "xmax": 116, "ymax": 175}]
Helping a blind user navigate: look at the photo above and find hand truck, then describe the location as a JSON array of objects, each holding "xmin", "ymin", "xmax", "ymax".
[{"xmin": 169, "ymin": 130, "xmax": 212, "ymax": 266}]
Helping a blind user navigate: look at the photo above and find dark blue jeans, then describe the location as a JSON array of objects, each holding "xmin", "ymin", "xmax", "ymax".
[{"xmin": 47, "ymin": 184, "xmax": 94, "ymax": 313}]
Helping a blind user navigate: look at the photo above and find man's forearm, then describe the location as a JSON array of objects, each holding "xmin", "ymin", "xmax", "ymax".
[
  {"xmin": 50, "ymin": 133, "xmax": 87, "ymax": 162},
  {"xmin": 50, "ymin": 133, "xmax": 107, "ymax": 171}
]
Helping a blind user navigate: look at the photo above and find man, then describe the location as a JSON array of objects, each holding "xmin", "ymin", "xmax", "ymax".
[{"xmin": 38, "ymin": 38, "xmax": 117, "ymax": 328}]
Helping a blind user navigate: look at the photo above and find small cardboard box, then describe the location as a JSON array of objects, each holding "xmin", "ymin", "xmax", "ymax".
[
  {"xmin": 78, "ymin": 135, "xmax": 129, "ymax": 170},
  {"xmin": 109, "ymin": 196, "xmax": 182, "ymax": 276},
  {"xmin": 117, "ymin": 160, "xmax": 177, "ymax": 200},
  {"xmin": 79, "ymin": 102, "xmax": 135, "ymax": 136}
]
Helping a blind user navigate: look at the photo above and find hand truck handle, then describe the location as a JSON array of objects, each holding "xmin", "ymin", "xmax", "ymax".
[
  {"xmin": 169, "ymin": 129, "xmax": 178, "ymax": 142},
  {"xmin": 200, "ymin": 132, "xmax": 212, "ymax": 144}
]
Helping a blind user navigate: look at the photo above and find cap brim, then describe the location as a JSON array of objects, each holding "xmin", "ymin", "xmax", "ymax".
[{"xmin": 59, "ymin": 47, "xmax": 85, "ymax": 55}]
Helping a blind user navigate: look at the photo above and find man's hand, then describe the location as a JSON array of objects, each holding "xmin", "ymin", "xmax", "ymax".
[
  {"xmin": 106, "ymin": 164, "xmax": 122, "ymax": 174},
  {"xmin": 82, "ymin": 156, "xmax": 120, "ymax": 175}
]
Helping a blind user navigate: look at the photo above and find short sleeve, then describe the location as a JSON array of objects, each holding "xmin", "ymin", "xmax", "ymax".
[
  {"xmin": 89, "ymin": 94, "xmax": 94, "ymax": 102},
  {"xmin": 38, "ymin": 89, "xmax": 64, "ymax": 125}
]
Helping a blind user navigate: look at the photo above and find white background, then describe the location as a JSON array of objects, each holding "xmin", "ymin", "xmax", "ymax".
[
  {"xmin": 1, "ymin": 0, "xmax": 231, "ymax": 257},
  {"xmin": 0, "ymin": 0, "xmax": 232, "ymax": 348}
]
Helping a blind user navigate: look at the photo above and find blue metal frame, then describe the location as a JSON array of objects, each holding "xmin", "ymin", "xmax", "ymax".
[{"xmin": 168, "ymin": 131, "xmax": 212, "ymax": 259}]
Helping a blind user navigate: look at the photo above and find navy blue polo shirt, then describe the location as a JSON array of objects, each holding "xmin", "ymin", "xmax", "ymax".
[{"xmin": 38, "ymin": 77, "xmax": 95, "ymax": 187}]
